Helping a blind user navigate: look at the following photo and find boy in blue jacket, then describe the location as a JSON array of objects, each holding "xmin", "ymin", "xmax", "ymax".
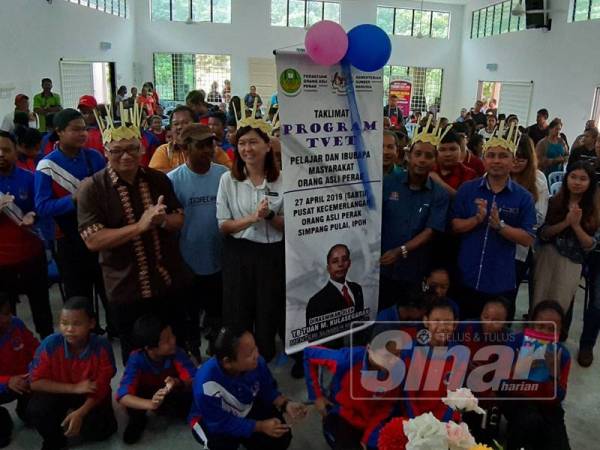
[
  {"xmin": 189, "ymin": 326, "xmax": 307, "ymax": 450},
  {"xmin": 117, "ymin": 314, "xmax": 196, "ymax": 444}
]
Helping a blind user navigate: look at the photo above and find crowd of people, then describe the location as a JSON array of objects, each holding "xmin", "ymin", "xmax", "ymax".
[{"xmin": 0, "ymin": 77, "xmax": 598, "ymax": 450}]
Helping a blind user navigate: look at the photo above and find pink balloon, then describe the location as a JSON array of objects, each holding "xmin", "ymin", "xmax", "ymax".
[{"xmin": 305, "ymin": 20, "xmax": 348, "ymax": 66}]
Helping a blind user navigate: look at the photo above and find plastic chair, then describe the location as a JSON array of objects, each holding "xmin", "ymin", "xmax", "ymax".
[
  {"xmin": 550, "ymin": 181, "xmax": 562, "ymax": 196},
  {"xmin": 548, "ymin": 171, "xmax": 564, "ymax": 186}
]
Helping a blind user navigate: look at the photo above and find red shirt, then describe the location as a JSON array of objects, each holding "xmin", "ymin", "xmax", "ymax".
[
  {"xmin": 30, "ymin": 333, "xmax": 116, "ymax": 401},
  {"xmin": 0, "ymin": 317, "xmax": 39, "ymax": 394},
  {"xmin": 0, "ymin": 166, "xmax": 44, "ymax": 266},
  {"xmin": 85, "ymin": 127, "xmax": 105, "ymax": 156},
  {"xmin": 151, "ymin": 130, "xmax": 166, "ymax": 145},
  {"xmin": 435, "ymin": 162, "xmax": 477, "ymax": 190},
  {"xmin": 137, "ymin": 96, "xmax": 156, "ymax": 116},
  {"xmin": 401, "ymin": 348, "xmax": 464, "ymax": 422},
  {"xmin": 463, "ymin": 152, "xmax": 485, "ymax": 177}
]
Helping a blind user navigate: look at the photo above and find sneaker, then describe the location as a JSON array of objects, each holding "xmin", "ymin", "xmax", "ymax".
[
  {"xmin": 578, "ymin": 347, "xmax": 594, "ymax": 367},
  {"xmin": 0, "ymin": 407, "xmax": 13, "ymax": 448},
  {"xmin": 123, "ymin": 413, "xmax": 147, "ymax": 445}
]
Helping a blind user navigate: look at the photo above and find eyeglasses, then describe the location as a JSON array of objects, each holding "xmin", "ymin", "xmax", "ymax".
[{"xmin": 106, "ymin": 147, "xmax": 141, "ymax": 157}]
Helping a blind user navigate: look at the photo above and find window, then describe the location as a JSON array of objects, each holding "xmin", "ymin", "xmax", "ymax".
[
  {"xmin": 151, "ymin": 0, "xmax": 231, "ymax": 23},
  {"xmin": 376, "ymin": 6, "xmax": 450, "ymax": 39},
  {"xmin": 382, "ymin": 65, "xmax": 443, "ymax": 113},
  {"xmin": 572, "ymin": 0, "xmax": 600, "ymax": 21},
  {"xmin": 271, "ymin": 0, "xmax": 340, "ymax": 27},
  {"xmin": 153, "ymin": 53, "xmax": 231, "ymax": 102},
  {"xmin": 591, "ymin": 87, "xmax": 600, "ymax": 125},
  {"xmin": 471, "ymin": 1, "xmax": 526, "ymax": 39},
  {"xmin": 64, "ymin": 0, "xmax": 127, "ymax": 18}
]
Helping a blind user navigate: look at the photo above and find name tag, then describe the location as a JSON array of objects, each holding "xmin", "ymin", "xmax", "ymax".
[{"xmin": 265, "ymin": 191, "xmax": 279, "ymax": 197}]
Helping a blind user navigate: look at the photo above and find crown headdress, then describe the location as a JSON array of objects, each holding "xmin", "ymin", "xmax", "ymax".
[
  {"xmin": 411, "ymin": 115, "xmax": 452, "ymax": 148},
  {"xmin": 483, "ymin": 120, "xmax": 520, "ymax": 154},
  {"xmin": 232, "ymin": 97, "xmax": 278, "ymax": 136},
  {"xmin": 94, "ymin": 102, "xmax": 142, "ymax": 145}
]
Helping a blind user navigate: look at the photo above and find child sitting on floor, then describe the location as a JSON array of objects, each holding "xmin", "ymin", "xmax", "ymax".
[
  {"xmin": 27, "ymin": 297, "xmax": 117, "ymax": 450},
  {"xmin": 117, "ymin": 314, "xmax": 197, "ymax": 444},
  {"xmin": 502, "ymin": 300, "xmax": 571, "ymax": 450},
  {"xmin": 304, "ymin": 333, "xmax": 408, "ymax": 450},
  {"xmin": 190, "ymin": 326, "xmax": 307, "ymax": 450},
  {"xmin": 0, "ymin": 292, "xmax": 39, "ymax": 448}
]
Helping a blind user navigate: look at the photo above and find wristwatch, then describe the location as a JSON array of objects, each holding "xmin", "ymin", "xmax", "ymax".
[
  {"xmin": 498, "ymin": 220, "xmax": 506, "ymax": 231},
  {"xmin": 400, "ymin": 245, "xmax": 408, "ymax": 258}
]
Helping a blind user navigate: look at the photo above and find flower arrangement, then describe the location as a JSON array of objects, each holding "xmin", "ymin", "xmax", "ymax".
[
  {"xmin": 403, "ymin": 413, "xmax": 449, "ymax": 450},
  {"xmin": 442, "ymin": 388, "xmax": 486, "ymax": 415},
  {"xmin": 378, "ymin": 390, "xmax": 499, "ymax": 450},
  {"xmin": 378, "ymin": 413, "xmax": 477, "ymax": 450},
  {"xmin": 446, "ymin": 421, "xmax": 477, "ymax": 450}
]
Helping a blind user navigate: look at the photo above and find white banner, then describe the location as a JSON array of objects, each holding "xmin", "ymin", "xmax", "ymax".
[{"xmin": 276, "ymin": 51, "xmax": 383, "ymax": 353}]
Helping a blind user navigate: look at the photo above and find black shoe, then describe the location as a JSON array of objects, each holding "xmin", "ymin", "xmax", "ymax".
[
  {"xmin": 291, "ymin": 359, "xmax": 305, "ymax": 379},
  {"xmin": 123, "ymin": 413, "xmax": 147, "ymax": 445},
  {"xmin": 578, "ymin": 347, "xmax": 594, "ymax": 367},
  {"xmin": 0, "ymin": 407, "xmax": 12, "ymax": 448}
]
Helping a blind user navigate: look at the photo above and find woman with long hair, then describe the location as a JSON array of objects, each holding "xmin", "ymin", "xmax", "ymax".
[
  {"xmin": 509, "ymin": 137, "xmax": 550, "ymax": 319},
  {"xmin": 536, "ymin": 118, "xmax": 568, "ymax": 175},
  {"xmin": 532, "ymin": 161, "xmax": 600, "ymax": 321},
  {"xmin": 216, "ymin": 124, "xmax": 284, "ymax": 363}
]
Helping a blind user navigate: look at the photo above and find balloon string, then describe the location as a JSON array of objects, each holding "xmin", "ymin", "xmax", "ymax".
[
  {"xmin": 273, "ymin": 43, "xmax": 306, "ymax": 53},
  {"xmin": 341, "ymin": 60, "xmax": 375, "ymax": 210}
]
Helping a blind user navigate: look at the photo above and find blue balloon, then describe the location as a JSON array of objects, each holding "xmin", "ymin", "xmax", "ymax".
[{"xmin": 345, "ymin": 24, "xmax": 392, "ymax": 72}]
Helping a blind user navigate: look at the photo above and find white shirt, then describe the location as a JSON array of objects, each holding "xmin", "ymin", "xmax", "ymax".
[
  {"xmin": 0, "ymin": 111, "xmax": 38, "ymax": 132},
  {"xmin": 516, "ymin": 169, "xmax": 549, "ymax": 262},
  {"xmin": 329, "ymin": 278, "xmax": 355, "ymax": 304},
  {"xmin": 216, "ymin": 171, "xmax": 284, "ymax": 243},
  {"xmin": 478, "ymin": 128, "xmax": 495, "ymax": 140}
]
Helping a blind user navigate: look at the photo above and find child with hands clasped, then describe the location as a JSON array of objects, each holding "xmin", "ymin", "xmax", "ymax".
[
  {"xmin": 116, "ymin": 314, "xmax": 197, "ymax": 444},
  {"xmin": 189, "ymin": 326, "xmax": 307, "ymax": 450},
  {"xmin": 27, "ymin": 297, "xmax": 117, "ymax": 450}
]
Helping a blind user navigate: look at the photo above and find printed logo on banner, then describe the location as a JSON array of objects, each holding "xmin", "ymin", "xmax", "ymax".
[
  {"xmin": 331, "ymin": 71, "xmax": 347, "ymax": 94},
  {"xmin": 349, "ymin": 321, "xmax": 562, "ymax": 401},
  {"xmin": 280, "ymin": 68, "xmax": 302, "ymax": 96}
]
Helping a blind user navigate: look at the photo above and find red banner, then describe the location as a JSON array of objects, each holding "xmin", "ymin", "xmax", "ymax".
[{"xmin": 389, "ymin": 80, "xmax": 412, "ymax": 120}]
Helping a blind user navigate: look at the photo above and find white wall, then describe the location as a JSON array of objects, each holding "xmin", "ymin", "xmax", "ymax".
[
  {"xmin": 133, "ymin": 0, "xmax": 465, "ymax": 117},
  {"xmin": 0, "ymin": 0, "xmax": 136, "ymax": 117},
  {"xmin": 457, "ymin": 0, "xmax": 600, "ymax": 140}
]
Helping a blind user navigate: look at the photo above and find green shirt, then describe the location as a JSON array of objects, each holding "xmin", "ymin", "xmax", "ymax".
[{"xmin": 33, "ymin": 92, "xmax": 61, "ymax": 132}]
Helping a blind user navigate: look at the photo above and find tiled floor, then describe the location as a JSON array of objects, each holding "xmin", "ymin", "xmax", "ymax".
[{"xmin": 5, "ymin": 284, "xmax": 600, "ymax": 449}]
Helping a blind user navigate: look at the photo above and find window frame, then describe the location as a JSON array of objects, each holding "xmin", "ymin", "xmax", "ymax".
[
  {"xmin": 382, "ymin": 64, "xmax": 444, "ymax": 113},
  {"xmin": 152, "ymin": 52, "xmax": 232, "ymax": 103},
  {"xmin": 572, "ymin": 0, "xmax": 600, "ymax": 22},
  {"xmin": 151, "ymin": 0, "xmax": 232, "ymax": 23},
  {"xmin": 377, "ymin": 5, "xmax": 450, "ymax": 39},
  {"xmin": 64, "ymin": 0, "xmax": 127, "ymax": 18},
  {"xmin": 271, "ymin": 0, "xmax": 341, "ymax": 28},
  {"xmin": 471, "ymin": 0, "xmax": 527, "ymax": 39}
]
